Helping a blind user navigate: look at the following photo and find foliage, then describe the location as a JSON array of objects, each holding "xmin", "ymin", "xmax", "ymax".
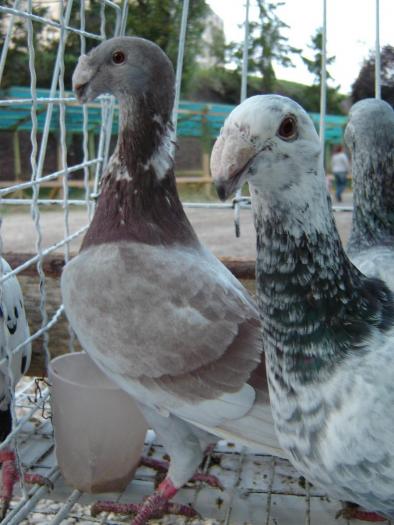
[
  {"xmin": 125, "ymin": 0, "xmax": 209, "ymax": 93},
  {"xmin": 0, "ymin": 0, "xmax": 211, "ymax": 94},
  {"xmin": 301, "ymin": 28, "xmax": 335, "ymax": 84},
  {"xmin": 188, "ymin": 66, "xmax": 243, "ymax": 104},
  {"xmin": 298, "ymin": 28, "xmax": 346, "ymax": 115},
  {"xmin": 188, "ymin": 67, "xmax": 346, "ymax": 114},
  {"xmin": 229, "ymin": 0, "xmax": 300, "ymax": 93},
  {"xmin": 0, "ymin": 1, "xmax": 118, "ymax": 88},
  {"xmin": 351, "ymin": 45, "xmax": 394, "ymax": 106},
  {"xmin": 0, "ymin": 1, "xmax": 52, "ymax": 87},
  {"xmin": 199, "ymin": 17, "xmax": 226, "ymax": 67},
  {"xmin": 0, "ymin": 1, "xmax": 348, "ymax": 114},
  {"xmin": 299, "ymin": 85, "xmax": 346, "ymax": 114}
]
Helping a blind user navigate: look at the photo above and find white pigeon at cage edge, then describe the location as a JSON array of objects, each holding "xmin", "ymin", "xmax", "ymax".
[
  {"xmin": 61, "ymin": 36, "xmax": 284, "ymax": 525},
  {"xmin": 0, "ymin": 257, "xmax": 50, "ymax": 518},
  {"xmin": 211, "ymin": 93, "xmax": 394, "ymax": 522}
]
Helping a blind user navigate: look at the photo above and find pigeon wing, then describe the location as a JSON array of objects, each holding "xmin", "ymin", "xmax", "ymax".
[{"xmin": 62, "ymin": 242, "xmax": 264, "ymax": 414}]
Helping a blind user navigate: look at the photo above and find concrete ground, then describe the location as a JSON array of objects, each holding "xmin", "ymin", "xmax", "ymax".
[{"xmin": 0, "ymin": 191, "xmax": 353, "ymax": 258}]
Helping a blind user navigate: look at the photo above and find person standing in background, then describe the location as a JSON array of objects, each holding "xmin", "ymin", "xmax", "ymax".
[{"xmin": 331, "ymin": 145, "xmax": 350, "ymax": 202}]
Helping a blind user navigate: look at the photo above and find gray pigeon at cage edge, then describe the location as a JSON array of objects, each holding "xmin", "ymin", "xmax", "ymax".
[
  {"xmin": 61, "ymin": 36, "xmax": 285, "ymax": 525},
  {"xmin": 210, "ymin": 93, "xmax": 394, "ymax": 522},
  {"xmin": 344, "ymin": 98, "xmax": 394, "ymax": 291},
  {"xmin": 0, "ymin": 258, "xmax": 50, "ymax": 517}
]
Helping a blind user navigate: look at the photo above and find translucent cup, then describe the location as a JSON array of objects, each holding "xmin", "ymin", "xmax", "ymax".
[{"xmin": 48, "ymin": 352, "xmax": 148, "ymax": 493}]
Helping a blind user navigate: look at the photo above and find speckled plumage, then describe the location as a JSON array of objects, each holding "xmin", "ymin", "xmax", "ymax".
[
  {"xmin": 345, "ymin": 98, "xmax": 394, "ymax": 295},
  {"xmin": 345, "ymin": 99, "xmax": 394, "ymax": 256},
  {"xmin": 62, "ymin": 38, "xmax": 283, "ymax": 525},
  {"xmin": 211, "ymin": 94, "xmax": 394, "ymax": 519}
]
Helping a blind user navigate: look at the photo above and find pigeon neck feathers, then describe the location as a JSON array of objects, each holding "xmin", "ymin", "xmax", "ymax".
[
  {"xmin": 253, "ymin": 162, "xmax": 394, "ymax": 386},
  {"xmin": 209, "ymin": 94, "xmax": 394, "ymax": 385},
  {"xmin": 348, "ymin": 153, "xmax": 394, "ymax": 252},
  {"xmin": 81, "ymin": 72, "xmax": 198, "ymax": 251}
]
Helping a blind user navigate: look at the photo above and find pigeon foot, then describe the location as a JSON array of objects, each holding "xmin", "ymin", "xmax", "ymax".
[
  {"xmin": 0, "ymin": 449, "xmax": 53, "ymax": 519},
  {"xmin": 140, "ymin": 457, "xmax": 223, "ymax": 490},
  {"xmin": 91, "ymin": 478, "xmax": 199, "ymax": 524},
  {"xmin": 336, "ymin": 502, "xmax": 387, "ymax": 522}
]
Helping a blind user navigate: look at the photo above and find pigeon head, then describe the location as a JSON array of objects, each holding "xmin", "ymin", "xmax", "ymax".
[
  {"xmin": 73, "ymin": 37, "xmax": 198, "ymax": 250},
  {"xmin": 344, "ymin": 98, "xmax": 394, "ymax": 153},
  {"xmin": 211, "ymin": 95, "xmax": 322, "ymax": 202},
  {"xmin": 345, "ymin": 98, "xmax": 394, "ymax": 252},
  {"xmin": 72, "ymin": 36, "xmax": 175, "ymax": 123}
]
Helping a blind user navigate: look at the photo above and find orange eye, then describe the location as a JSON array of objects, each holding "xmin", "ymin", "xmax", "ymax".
[
  {"xmin": 112, "ymin": 51, "xmax": 125, "ymax": 64},
  {"xmin": 278, "ymin": 116, "xmax": 297, "ymax": 140}
]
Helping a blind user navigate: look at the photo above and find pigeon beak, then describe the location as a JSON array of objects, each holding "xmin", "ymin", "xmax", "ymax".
[
  {"xmin": 72, "ymin": 54, "xmax": 95, "ymax": 103},
  {"xmin": 210, "ymin": 128, "xmax": 257, "ymax": 201}
]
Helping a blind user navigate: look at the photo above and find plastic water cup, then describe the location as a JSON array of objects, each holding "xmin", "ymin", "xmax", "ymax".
[{"xmin": 48, "ymin": 352, "xmax": 148, "ymax": 493}]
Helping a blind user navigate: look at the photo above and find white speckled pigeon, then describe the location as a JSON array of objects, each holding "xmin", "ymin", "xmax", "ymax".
[
  {"xmin": 0, "ymin": 258, "xmax": 48, "ymax": 517},
  {"xmin": 61, "ymin": 37, "xmax": 283, "ymax": 525},
  {"xmin": 211, "ymin": 94, "xmax": 394, "ymax": 521}
]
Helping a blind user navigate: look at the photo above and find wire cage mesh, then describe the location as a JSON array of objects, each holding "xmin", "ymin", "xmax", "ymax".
[{"xmin": 0, "ymin": 1, "xmax": 378, "ymax": 525}]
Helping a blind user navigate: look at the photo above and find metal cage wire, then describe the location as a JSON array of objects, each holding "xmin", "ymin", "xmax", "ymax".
[
  {"xmin": 0, "ymin": 0, "xmax": 385, "ymax": 524},
  {"xmin": 0, "ymin": 1, "xmax": 128, "ymax": 522}
]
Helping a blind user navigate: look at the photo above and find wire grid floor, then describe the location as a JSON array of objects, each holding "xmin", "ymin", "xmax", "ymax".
[{"xmin": 4, "ymin": 379, "xmax": 388, "ymax": 525}]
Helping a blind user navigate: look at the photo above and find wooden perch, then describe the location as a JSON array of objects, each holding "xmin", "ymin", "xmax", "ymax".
[{"xmin": 3, "ymin": 252, "xmax": 256, "ymax": 280}]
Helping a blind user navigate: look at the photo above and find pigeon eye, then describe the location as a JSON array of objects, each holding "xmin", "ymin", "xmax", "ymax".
[
  {"xmin": 278, "ymin": 116, "xmax": 297, "ymax": 141},
  {"xmin": 112, "ymin": 51, "xmax": 125, "ymax": 64}
]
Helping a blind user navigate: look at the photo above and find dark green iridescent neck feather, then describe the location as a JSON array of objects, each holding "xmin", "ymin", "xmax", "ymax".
[
  {"xmin": 347, "ymin": 147, "xmax": 394, "ymax": 254},
  {"xmin": 256, "ymin": 211, "xmax": 394, "ymax": 384}
]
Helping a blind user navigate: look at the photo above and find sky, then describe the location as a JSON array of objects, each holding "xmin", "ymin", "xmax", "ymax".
[{"xmin": 206, "ymin": 0, "xmax": 393, "ymax": 94}]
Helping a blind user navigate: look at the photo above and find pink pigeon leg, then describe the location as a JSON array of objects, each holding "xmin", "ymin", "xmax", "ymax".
[
  {"xmin": 337, "ymin": 503, "xmax": 387, "ymax": 522},
  {"xmin": 0, "ymin": 450, "xmax": 18, "ymax": 519},
  {"xmin": 108, "ymin": 407, "xmax": 220, "ymax": 524},
  {"xmin": 0, "ymin": 449, "xmax": 52, "ymax": 519},
  {"xmin": 139, "ymin": 456, "xmax": 223, "ymax": 489},
  {"xmin": 130, "ymin": 478, "xmax": 197, "ymax": 525},
  {"xmin": 91, "ymin": 477, "xmax": 199, "ymax": 523},
  {"xmin": 191, "ymin": 472, "xmax": 224, "ymax": 490},
  {"xmin": 139, "ymin": 456, "xmax": 169, "ymax": 472}
]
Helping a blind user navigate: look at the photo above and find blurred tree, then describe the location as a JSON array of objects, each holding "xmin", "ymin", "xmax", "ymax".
[
  {"xmin": 125, "ymin": 0, "xmax": 209, "ymax": 94},
  {"xmin": 300, "ymin": 28, "xmax": 345, "ymax": 114},
  {"xmin": 188, "ymin": 66, "xmax": 243, "ymax": 104},
  {"xmin": 351, "ymin": 45, "xmax": 394, "ymax": 106},
  {"xmin": 0, "ymin": 1, "xmax": 51, "ymax": 87},
  {"xmin": 0, "ymin": 0, "xmax": 211, "ymax": 95},
  {"xmin": 209, "ymin": 25, "xmax": 226, "ymax": 66},
  {"xmin": 198, "ymin": 14, "xmax": 226, "ymax": 68},
  {"xmin": 301, "ymin": 28, "xmax": 335, "ymax": 83},
  {"xmin": 229, "ymin": 0, "xmax": 300, "ymax": 93}
]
